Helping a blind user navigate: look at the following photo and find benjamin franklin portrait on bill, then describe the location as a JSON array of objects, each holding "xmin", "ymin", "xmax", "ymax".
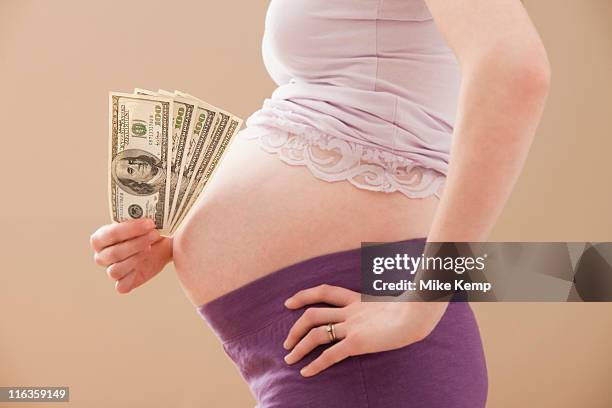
[{"xmin": 111, "ymin": 149, "xmax": 166, "ymax": 195}]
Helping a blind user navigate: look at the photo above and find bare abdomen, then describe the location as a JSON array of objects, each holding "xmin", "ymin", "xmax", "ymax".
[{"xmin": 172, "ymin": 135, "xmax": 439, "ymax": 307}]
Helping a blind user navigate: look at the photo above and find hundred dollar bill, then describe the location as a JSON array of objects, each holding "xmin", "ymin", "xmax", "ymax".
[
  {"xmin": 170, "ymin": 114, "xmax": 229, "ymax": 227},
  {"xmin": 173, "ymin": 90, "xmax": 238, "ymax": 178},
  {"xmin": 172, "ymin": 90, "xmax": 243, "ymax": 225},
  {"xmin": 171, "ymin": 115, "xmax": 242, "ymax": 233},
  {"xmin": 169, "ymin": 103, "xmax": 219, "ymax": 226},
  {"xmin": 171, "ymin": 109, "xmax": 230, "ymax": 227},
  {"xmin": 108, "ymin": 92, "xmax": 173, "ymax": 233},
  {"xmin": 134, "ymin": 88, "xmax": 197, "ymax": 226}
]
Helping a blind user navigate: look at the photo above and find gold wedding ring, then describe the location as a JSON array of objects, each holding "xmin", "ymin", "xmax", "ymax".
[{"xmin": 326, "ymin": 323, "xmax": 337, "ymax": 342}]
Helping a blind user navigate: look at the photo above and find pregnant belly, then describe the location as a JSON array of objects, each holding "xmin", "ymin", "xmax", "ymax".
[{"xmin": 172, "ymin": 132, "xmax": 439, "ymax": 307}]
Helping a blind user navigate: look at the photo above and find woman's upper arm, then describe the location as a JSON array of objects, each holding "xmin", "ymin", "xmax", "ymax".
[{"xmin": 423, "ymin": 0, "xmax": 549, "ymax": 74}]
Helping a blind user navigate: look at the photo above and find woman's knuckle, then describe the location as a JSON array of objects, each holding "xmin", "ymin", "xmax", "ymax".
[
  {"xmin": 89, "ymin": 233, "xmax": 99, "ymax": 249},
  {"xmin": 105, "ymin": 227, "xmax": 119, "ymax": 243},
  {"xmin": 106, "ymin": 265, "xmax": 118, "ymax": 280},
  {"xmin": 137, "ymin": 234, "xmax": 150, "ymax": 248},
  {"xmin": 346, "ymin": 303, "xmax": 359, "ymax": 313},
  {"xmin": 105, "ymin": 247, "xmax": 120, "ymax": 262},
  {"xmin": 347, "ymin": 333, "xmax": 362, "ymax": 348},
  {"xmin": 93, "ymin": 252, "xmax": 106, "ymax": 266},
  {"xmin": 298, "ymin": 339, "xmax": 311, "ymax": 353}
]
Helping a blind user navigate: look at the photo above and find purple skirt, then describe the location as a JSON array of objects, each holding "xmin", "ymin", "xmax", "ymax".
[{"xmin": 198, "ymin": 238, "xmax": 488, "ymax": 407}]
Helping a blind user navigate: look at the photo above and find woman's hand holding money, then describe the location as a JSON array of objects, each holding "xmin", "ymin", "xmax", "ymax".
[{"xmin": 90, "ymin": 218, "xmax": 173, "ymax": 293}]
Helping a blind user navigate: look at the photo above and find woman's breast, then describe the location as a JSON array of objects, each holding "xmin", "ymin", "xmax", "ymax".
[
  {"xmin": 171, "ymin": 132, "xmax": 439, "ymax": 307},
  {"xmin": 263, "ymin": 0, "xmax": 378, "ymax": 87},
  {"xmin": 262, "ymin": 0, "xmax": 460, "ymax": 121}
]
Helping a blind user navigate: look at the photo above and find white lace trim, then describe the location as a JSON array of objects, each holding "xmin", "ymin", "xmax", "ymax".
[{"xmin": 242, "ymin": 116, "xmax": 445, "ymax": 199}]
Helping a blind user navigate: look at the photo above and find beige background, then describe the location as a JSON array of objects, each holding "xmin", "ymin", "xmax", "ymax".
[{"xmin": 0, "ymin": 0, "xmax": 611, "ymax": 407}]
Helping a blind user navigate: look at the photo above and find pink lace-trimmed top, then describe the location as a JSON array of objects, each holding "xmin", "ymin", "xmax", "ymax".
[{"xmin": 243, "ymin": 0, "xmax": 461, "ymax": 198}]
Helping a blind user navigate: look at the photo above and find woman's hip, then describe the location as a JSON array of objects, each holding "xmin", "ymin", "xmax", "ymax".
[{"xmin": 198, "ymin": 239, "xmax": 487, "ymax": 408}]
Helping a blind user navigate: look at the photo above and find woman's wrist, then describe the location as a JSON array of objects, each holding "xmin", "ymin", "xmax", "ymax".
[{"xmin": 397, "ymin": 300, "xmax": 449, "ymax": 342}]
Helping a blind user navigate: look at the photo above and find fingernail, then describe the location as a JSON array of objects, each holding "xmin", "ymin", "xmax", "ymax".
[
  {"xmin": 284, "ymin": 298, "xmax": 293, "ymax": 307},
  {"xmin": 283, "ymin": 354, "xmax": 292, "ymax": 364},
  {"xmin": 146, "ymin": 218, "xmax": 155, "ymax": 227},
  {"xmin": 283, "ymin": 340, "xmax": 290, "ymax": 350},
  {"xmin": 300, "ymin": 367, "xmax": 309, "ymax": 377}
]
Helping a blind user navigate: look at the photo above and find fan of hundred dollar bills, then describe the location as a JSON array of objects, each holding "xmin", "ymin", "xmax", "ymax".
[{"xmin": 108, "ymin": 89, "xmax": 243, "ymax": 235}]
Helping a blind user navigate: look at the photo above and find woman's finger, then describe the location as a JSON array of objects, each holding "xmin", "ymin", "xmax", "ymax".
[
  {"xmin": 283, "ymin": 307, "xmax": 345, "ymax": 350},
  {"xmin": 94, "ymin": 230, "xmax": 158, "ymax": 266},
  {"xmin": 300, "ymin": 338, "xmax": 353, "ymax": 377},
  {"xmin": 284, "ymin": 323, "xmax": 347, "ymax": 365},
  {"xmin": 106, "ymin": 253, "xmax": 141, "ymax": 280},
  {"xmin": 285, "ymin": 284, "xmax": 360, "ymax": 309},
  {"xmin": 115, "ymin": 269, "xmax": 140, "ymax": 294},
  {"xmin": 90, "ymin": 218, "xmax": 155, "ymax": 252}
]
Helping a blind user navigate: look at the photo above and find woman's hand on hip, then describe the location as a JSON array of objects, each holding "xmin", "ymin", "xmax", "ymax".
[
  {"xmin": 282, "ymin": 284, "xmax": 448, "ymax": 377},
  {"xmin": 90, "ymin": 218, "xmax": 173, "ymax": 294}
]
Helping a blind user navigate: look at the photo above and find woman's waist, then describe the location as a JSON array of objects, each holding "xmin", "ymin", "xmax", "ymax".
[
  {"xmin": 247, "ymin": 96, "xmax": 453, "ymax": 177},
  {"xmin": 198, "ymin": 237, "xmax": 428, "ymax": 344}
]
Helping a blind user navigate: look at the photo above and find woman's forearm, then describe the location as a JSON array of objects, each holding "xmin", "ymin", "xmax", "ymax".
[
  {"xmin": 423, "ymin": 0, "xmax": 551, "ymax": 243},
  {"xmin": 427, "ymin": 51, "xmax": 550, "ymax": 243}
]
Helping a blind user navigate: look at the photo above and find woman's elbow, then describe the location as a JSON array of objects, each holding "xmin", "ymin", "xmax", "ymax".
[
  {"xmin": 512, "ymin": 50, "xmax": 551, "ymax": 99},
  {"xmin": 467, "ymin": 44, "xmax": 551, "ymax": 100}
]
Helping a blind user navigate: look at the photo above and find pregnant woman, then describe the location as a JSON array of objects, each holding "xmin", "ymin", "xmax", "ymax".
[{"xmin": 91, "ymin": 0, "xmax": 550, "ymax": 406}]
